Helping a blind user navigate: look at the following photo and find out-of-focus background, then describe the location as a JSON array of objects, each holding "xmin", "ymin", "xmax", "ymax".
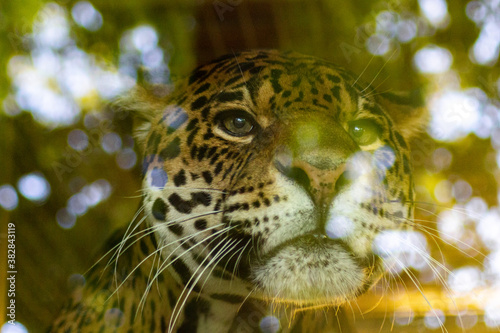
[{"xmin": 1, "ymin": 0, "xmax": 500, "ymax": 332}]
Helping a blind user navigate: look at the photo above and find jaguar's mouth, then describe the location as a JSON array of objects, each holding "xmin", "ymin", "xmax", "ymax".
[
  {"xmin": 251, "ymin": 234, "xmax": 372, "ymax": 306},
  {"xmin": 276, "ymin": 230, "xmax": 348, "ymax": 250},
  {"xmin": 311, "ymin": 233, "xmax": 328, "ymax": 240}
]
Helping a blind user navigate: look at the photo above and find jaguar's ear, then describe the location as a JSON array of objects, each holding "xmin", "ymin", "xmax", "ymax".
[
  {"xmin": 115, "ymin": 85, "xmax": 173, "ymax": 151},
  {"xmin": 376, "ymin": 89, "xmax": 429, "ymax": 140}
]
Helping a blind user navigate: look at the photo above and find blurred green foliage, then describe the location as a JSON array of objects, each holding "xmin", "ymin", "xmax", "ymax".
[{"xmin": 1, "ymin": 0, "xmax": 500, "ymax": 332}]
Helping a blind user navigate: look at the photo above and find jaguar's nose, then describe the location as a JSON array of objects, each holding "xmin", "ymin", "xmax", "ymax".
[
  {"xmin": 274, "ymin": 148, "xmax": 348, "ymax": 208},
  {"xmin": 273, "ymin": 118, "xmax": 358, "ymax": 209}
]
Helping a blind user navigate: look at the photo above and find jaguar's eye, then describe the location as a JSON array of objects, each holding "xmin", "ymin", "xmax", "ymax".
[
  {"xmin": 348, "ymin": 119, "xmax": 381, "ymax": 146},
  {"xmin": 219, "ymin": 111, "xmax": 255, "ymax": 137}
]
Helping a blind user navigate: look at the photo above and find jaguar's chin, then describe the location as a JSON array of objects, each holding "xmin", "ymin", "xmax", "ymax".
[{"xmin": 252, "ymin": 235, "xmax": 374, "ymax": 306}]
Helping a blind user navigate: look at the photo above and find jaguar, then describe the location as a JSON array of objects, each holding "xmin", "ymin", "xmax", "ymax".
[{"xmin": 50, "ymin": 50, "xmax": 426, "ymax": 332}]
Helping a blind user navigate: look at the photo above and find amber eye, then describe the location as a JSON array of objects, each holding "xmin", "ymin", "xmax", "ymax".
[
  {"xmin": 348, "ymin": 119, "xmax": 381, "ymax": 146},
  {"xmin": 219, "ymin": 111, "xmax": 256, "ymax": 137}
]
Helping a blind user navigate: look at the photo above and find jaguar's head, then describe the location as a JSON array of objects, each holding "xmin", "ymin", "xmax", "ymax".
[{"xmin": 127, "ymin": 50, "xmax": 426, "ymax": 307}]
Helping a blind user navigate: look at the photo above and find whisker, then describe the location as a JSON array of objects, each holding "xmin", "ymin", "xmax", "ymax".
[
  {"xmin": 393, "ymin": 227, "xmax": 477, "ymax": 332},
  {"xmin": 237, "ymin": 285, "xmax": 258, "ymax": 314},
  {"xmin": 199, "ymin": 237, "xmax": 245, "ymax": 296},
  {"xmin": 390, "ymin": 255, "xmax": 448, "ymax": 333},
  {"xmin": 137, "ymin": 224, "xmax": 234, "ymax": 317},
  {"xmin": 86, "ymin": 205, "xmax": 148, "ymax": 285},
  {"xmin": 408, "ymin": 201, "xmax": 484, "ymax": 220},
  {"xmin": 232, "ymin": 49, "xmax": 247, "ymax": 87},
  {"xmin": 111, "ymin": 208, "xmax": 226, "ymax": 266},
  {"xmin": 405, "ymin": 219, "xmax": 487, "ymax": 260},
  {"xmin": 230, "ymin": 239, "xmax": 252, "ymax": 288},
  {"xmin": 391, "ymin": 231, "xmax": 472, "ymax": 333},
  {"xmin": 359, "ymin": 48, "xmax": 398, "ymax": 94},
  {"xmin": 352, "ymin": 48, "xmax": 378, "ymax": 87},
  {"xmin": 362, "ymin": 74, "xmax": 391, "ymax": 99},
  {"xmin": 363, "ymin": 85, "xmax": 392, "ymax": 100},
  {"xmin": 113, "ymin": 207, "xmax": 150, "ymax": 286},
  {"xmin": 169, "ymin": 237, "xmax": 241, "ymax": 332},
  {"xmin": 110, "ymin": 222, "xmax": 227, "ymax": 310}
]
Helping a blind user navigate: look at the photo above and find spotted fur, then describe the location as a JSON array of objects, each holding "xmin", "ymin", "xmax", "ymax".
[{"xmin": 51, "ymin": 50, "xmax": 426, "ymax": 332}]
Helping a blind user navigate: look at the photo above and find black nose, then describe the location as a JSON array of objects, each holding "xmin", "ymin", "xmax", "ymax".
[{"xmin": 274, "ymin": 151, "xmax": 348, "ymax": 208}]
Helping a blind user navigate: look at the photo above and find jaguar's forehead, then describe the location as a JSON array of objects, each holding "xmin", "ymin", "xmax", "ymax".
[
  {"xmin": 189, "ymin": 50, "xmax": 356, "ymax": 82},
  {"xmin": 181, "ymin": 50, "xmax": 371, "ymax": 121}
]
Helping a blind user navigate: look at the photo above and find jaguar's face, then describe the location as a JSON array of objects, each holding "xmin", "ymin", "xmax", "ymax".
[{"xmin": 134, "ymin": 50, "xmax": 422, "ymax": 307}]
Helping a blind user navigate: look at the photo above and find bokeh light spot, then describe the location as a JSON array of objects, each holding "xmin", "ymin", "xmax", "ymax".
[
  {"xmin": 0, "ymin": 185, "xmax": 19, "ymax": 211},
  {"xmin": 428, "ymin": 90, "xmax": 482, "ymax": 141},
  {"xmin": 396, "ymin": 19, "xmax": 417, "ymax": 43},
  {"xmin": 33, "ymin": 3, "xmax": 71, "ymax": 49},
  {"xmin": 104, "ymin": 308, "xmax": 125, "ymax": 328},
  {"xmin": 71, "ymin": 1, "xmax": 103, "ymax": 31},
  {"xmin": 485, "ymin": 250, "xmax": 500, "ymax": 280},
  {"xmin": 0, "ymin": 322, "xmax": 28, "ymax": 333},
  {"xmin": 62, "ymin": 179, "xmax": 111, "ymax": 222},
  {"xmin": 85, "ymin": 180, "xmax": 109, "ymax": 207},
  {"xmin": 259, "ymin": 316, "xmax": 280, "ymax": 333},
  {"xmin": 419, "ymin": 0, "xmax": 448, "ymax": 27},
  {"xmin": 101, "ymin": 132, "xmax": 122, "ymax": 154},
  {"xmin": 471, "ymin": 18, "xmax": 500, "ymax": 65},
  {"xmin": 150, "ymin": 168, "xmax": 168, "ymax": 188},
  {"xmin": 494, "ymin": 128, "xmax": 500, "ymax": 151},
  {"xmin": 373, "ymin": 146, "xmax": 396, "ymax": 172},
  {"xmin": 477, "ymin": 208, "xmax": 500, "ymax": 249},
  {"xmin": 326, "ymin": 216, "xmax": 354, "ymax": 239},
  {"xmin": 373, "ymin": 230, "xmax": 429, "ymax": 273},
  {"xmin": 485, "ymin": 290, "xmax": 500, "ymax": 327},
  {"xmin": 456, "ymin": 312, "xmax": 478, "ymax": 329},
  {"xmin": 394, "ymin": 307, "xmax": 414, "ymax": 326},
  {"xmin": 56, "ymin": 207, "xmax": 77, "ymax": 229},
  {"xmin": 116, "ymin": 148, "xmax": 137, "ymax": 170},
  {"xmin": 67, "ymin": 193, "xmax": 88, "ymax": 216},
  {"xmin": 2, "ymin": 95, "xmax": 21, "ymax": 117},
  {"xmin": 414, "ymin": 45, "xmax": 452, "ymax": 74},
  {"xmin": 163, "ymin": 106, "xmax": 188, "ymax": 131},
  {"xmin": 465, "ymin": 196, "xmax": 488, "ymax": 221},
  {"xmin": 131, "ymin": 25, "xmax": 158, "ymax": 53},
  {"xmin": 17, "ymin": 172, "xmax": 51, "ymax": 202},
  {"xmin": 68, "ymin": 129, "xmax": 89, "ymax": 151},
  {"xmin": 345, "ymin": 151, "xmax": 373, "ymax": 180},
  {"xmin": 434, "ymin": 179, "xmax": 453, "ymax": 203},
  {"xmin": 366, "ymin": 34, "xmax": 391, "ymax": 55},
  {"xmin": 8, "ymin": 54, "xmax": 81, "ymax": 126},
  {"xmin": 452, "ymin": 179, "xmax": 472, "ymax": 203},
  {"xmin": 6, "ymin": 2, "xmax": 136, "ymax": 129},
  {"xmin": 424, "ymin": 309, "xmax": 446, "ymax": 329},
  {"xmin": 142, "ymin": 48, "xmax": 164, "ymax": 68},
  {"xmin": 68, "ymin": 273, "xmax": 86, "ymax": 290},
  {"xmin": 466, "ymin": 1, "xmax": 488, "ymax": 23},
  {"xmin": 448, "ymin": 266, "xmax": 482, "ymax": 293},
  {"xmin": 437, "ymin": 207, "xmax": 468, "ymax": 242},
  {"xmin": 376, "ymin": 11, "xmax": 398, "ymax": 37},
  {"xmin": 119, "ymin": 25, "xmax": 168, "ymax": 84},
  {"xmin": 432, "ymin": 147, "xmax": 453, "ymax": 171}
]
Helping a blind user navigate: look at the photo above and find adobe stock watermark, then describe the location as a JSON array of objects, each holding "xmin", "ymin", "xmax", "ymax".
[
  {"xmin": 6, "ymin": 222, "xmax": 17, "ymax": 325},
  {"xmin": 213, "ymin": 0, "xmax": 243, "ymax": 21}
]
